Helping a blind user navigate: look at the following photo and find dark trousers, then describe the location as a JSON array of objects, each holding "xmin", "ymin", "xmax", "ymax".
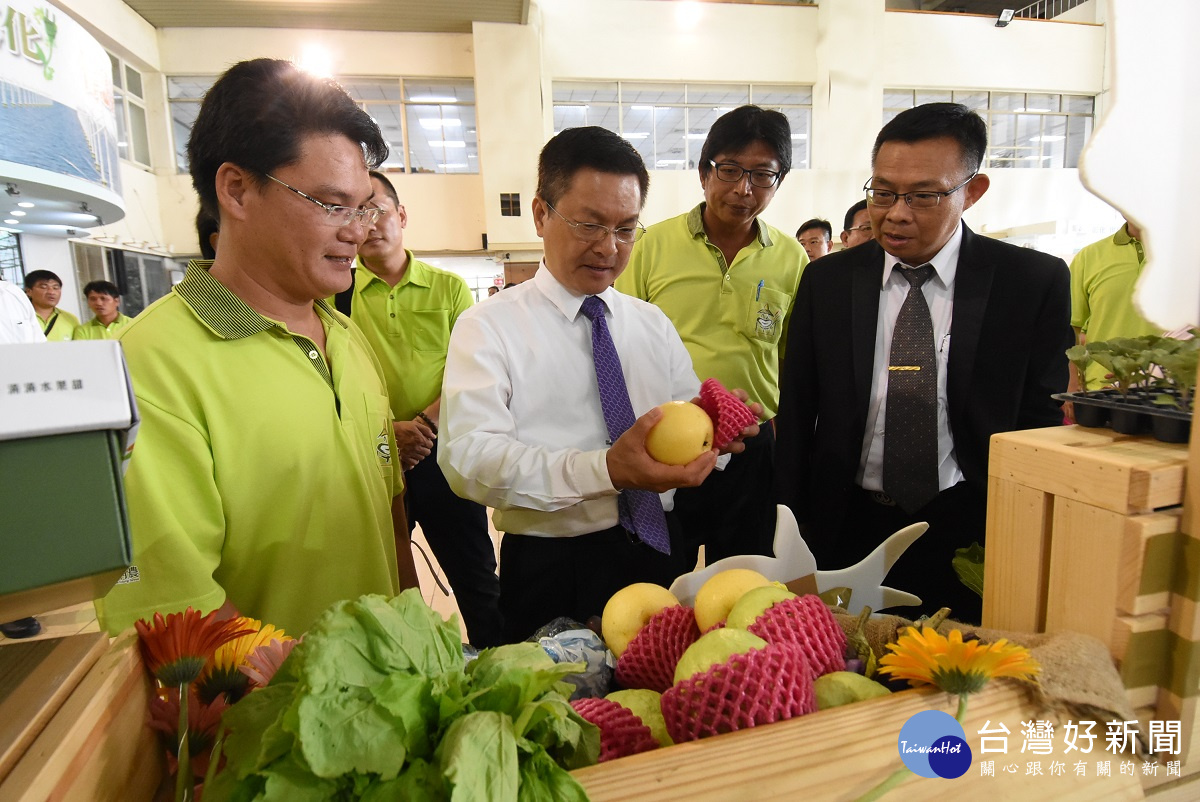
[
  {"xmin": 838, "ymin": 481, "xmax": 986, "ymax": 624},
  {"xmin": 498, "ymin": 513, "xmax": 690, "ymax": 644},
  {"xmin": 673, "ymin": 424, "xmax": 778, "ymax": 567},
  {"xmin": 406, "ymin": 439, "xmax": 503, "ymax": 647}
]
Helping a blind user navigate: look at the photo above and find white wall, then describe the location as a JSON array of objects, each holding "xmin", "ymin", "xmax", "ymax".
[{"xmin": 19, "ymin": 237, "xmax": 82, "ymax": 317}]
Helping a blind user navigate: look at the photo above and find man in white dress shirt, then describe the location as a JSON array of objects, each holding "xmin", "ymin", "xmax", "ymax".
[
  {"xmin": 0, "ymin": 277, "xmax": 45, "ymax": 343},
  {"xmin": 440, "ymin": 127, "xmax": 757, "ymax": 642}
]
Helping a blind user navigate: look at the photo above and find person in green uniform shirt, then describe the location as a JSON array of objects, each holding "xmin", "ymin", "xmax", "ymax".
[
  {"xmin": 337, "ymin": 171, "xmax": 503, "ymax": 647},
  {"xmin": 74, "ymin": 280, "xmax": 133, "ymax": 340},
  {"xmin": 615, "ymin": 105, "xmax": 807, "ymax": 566},
  {"xmin": 22, "ymin": 270, "xmax": 80, "ymax": 341},
  {"xmin": 96, "ymin": 58, "xmax": 412, "ymax": 636}
]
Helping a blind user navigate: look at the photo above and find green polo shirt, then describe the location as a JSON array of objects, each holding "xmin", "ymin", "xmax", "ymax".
[
  {"xmin": 39, "ymin": 308, "xmax": 81, "ymax": 341},
  {"xmin": 1070, "ymin": 224, "xmax": 1158, "ymax": 389},
  {"xmin": 96, "ymin": 261, "xmax": 401, "ymax": 635},
  {"xmin": 615, "ymin": 204, "xmax": 807, "ymax": 418},
  {"xmin": 75, "ymin": 313, "xmax": 133, "ymax": 340},
  {"xmin": 348, "ymin": 253, "xmax": 473, "ymax": 420}
]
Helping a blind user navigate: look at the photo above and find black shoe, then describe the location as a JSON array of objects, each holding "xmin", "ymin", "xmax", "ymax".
[{"xmin": 0, "ymin": 617, "xmax": 42, "ymax": 639}]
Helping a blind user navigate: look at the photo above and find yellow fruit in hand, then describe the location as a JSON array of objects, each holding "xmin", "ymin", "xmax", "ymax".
[
  {"xmin": 645, "ymin": 401, "xmax": 714, "ymax": 466},
  {"xmin": 693, "ymin": 568, "xmax": 773, "ymax": 632},
  {"xmin": 601, "ymin": 582, "xmax": 680, "ymax": 657}
]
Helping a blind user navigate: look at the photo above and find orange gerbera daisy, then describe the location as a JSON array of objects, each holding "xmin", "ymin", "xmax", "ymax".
[
  {"xmin": 196, "ymin": 619, "xmax": 290, "ymax": 704},
  {"xmin": 135, "ymin": 608, "xmax": 255, "ymax": 688},
  {"xmin": 878, "ymin": 626, "xmax": 1040, "ymax": 695}
]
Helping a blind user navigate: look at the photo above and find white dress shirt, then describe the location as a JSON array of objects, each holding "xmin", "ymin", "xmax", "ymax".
[
  {"xmin": 857, "ymin": 222, "xmax": 964, "ymax": 493},
  {"xmin": 0, "ymin": 279, "xmax": 45, "ymax": 344},
  {"xmin": 439, "ymin": 264, "xmax": 700, "ymax": 537}
]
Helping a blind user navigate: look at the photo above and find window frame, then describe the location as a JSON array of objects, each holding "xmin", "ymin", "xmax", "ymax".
[{"xmin": 108, "ymin": 52, "xmax": 152, "ymax": 170}]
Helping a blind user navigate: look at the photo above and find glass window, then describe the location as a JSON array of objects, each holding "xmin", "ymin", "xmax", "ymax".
[
  {"xmin": 552, "ymin": 80, "xmax": 814, "ymax": 171},
  {"xmin": 167, "ymin": 76, "xmax": 212, "ymax": 172},
  {"xmin": 405, "ymin": 103, "xmax": 478, "ymax": 173},
  {"xmin": 915, "ymin": 90, "xmax": 952, "ymax": 106},
  {"xmin": 108, "ymin": 52, "xmax": 150, "ymax": 169},
  {"xmin": 885, "ymin": 88, "xmax": 1096, "ymax": 170}
]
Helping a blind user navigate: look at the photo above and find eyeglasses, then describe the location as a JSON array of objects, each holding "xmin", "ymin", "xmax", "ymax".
[
  {"xmin": 266, "ymin": 174, "xmax": 383, "ymax": 227},
  {"xmin": 707, "ymin": 160, "xmax": 782, "ymax": 189},
  {"xmin": 544, "ymin": 201, "xmax": 645, "ymax": 245},
  {"xmin": 846, "ymin": 224, "xmax": 872, "ymax": 233},
  {"xmin": 863, "ymin": 173, "xmax": 977, "ymax": 209}
]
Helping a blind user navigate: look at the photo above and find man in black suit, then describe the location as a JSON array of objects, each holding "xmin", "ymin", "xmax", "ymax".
[{"xmin": 775, "ymin": 103, "xmax": 1072, "ymax": 623}]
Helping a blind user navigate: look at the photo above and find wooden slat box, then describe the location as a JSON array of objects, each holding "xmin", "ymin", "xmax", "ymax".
[
  {"xmin": 983, "ymin": 426, "xmax": 1198, "ymax": 784},
  {"xmin": 0, "ymin": 630, "xmax": 163, "ymax": 801},
  {"xmin": 574, "ymin": 683, "xmax": 1142, "ymax": 800}
]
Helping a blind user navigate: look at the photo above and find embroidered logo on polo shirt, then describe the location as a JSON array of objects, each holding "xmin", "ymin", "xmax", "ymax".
[{"xmin": 376, "ymin": 425, "xmax": 392, "ymax": 466}]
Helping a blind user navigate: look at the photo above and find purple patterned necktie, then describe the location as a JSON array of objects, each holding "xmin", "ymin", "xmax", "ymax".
[{"xmin": 580, "ymin": 295, "xmax": 671, "ymax": 554}]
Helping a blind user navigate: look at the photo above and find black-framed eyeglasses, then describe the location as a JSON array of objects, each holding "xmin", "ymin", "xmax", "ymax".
[
  {"xmin": 544, "ymin": 201, "xmax": 645, "ymax": 245},
  {"xmin": 863, "ymin": 173, "xmax": 977, "ymax": 209},
  {"xmin": 707, "ymin": 160, "xmax": 782, "ymax": 189},
  {"xmin": 266, "ymin": 174, "xmax": 384, "ymax": 227}
]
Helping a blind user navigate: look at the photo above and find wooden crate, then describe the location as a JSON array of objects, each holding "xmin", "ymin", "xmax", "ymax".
[
  {"xmin": 0, "ymin": 630, "xmax": 163, "ymax": 801},
  {"xmin": 984, "ymin": 425, "xmax": 1197, "ymax": 787},
  {"xmin": 573, "ymin": 683, "xmax": 1142, "ymax": 800}
]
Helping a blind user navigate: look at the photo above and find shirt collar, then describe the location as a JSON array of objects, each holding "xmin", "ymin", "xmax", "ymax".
[
  {"xmin": 1113, "ymin": 224, "xmax": 1139, "ymax": 247},
  {"xmin": 686, "ymin": 203, "xmax": 773, "ymax": 247},
  {"xmin": 355, "ymin": 251, "xmax": 428, "ymax": 291},
  {"xmin": 174, "ymin": 260, "xmax": 345, "ymax": 340},
  {"xmin": 533, "ymin": 259, "xmax": 621, "ymax": 322},
  {"xmin": 881, "ymin": 221, "xmax": 963, "ymax": 291}
]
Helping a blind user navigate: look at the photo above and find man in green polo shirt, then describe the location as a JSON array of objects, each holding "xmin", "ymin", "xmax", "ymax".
[
  {"xmin": 74, "ymin": 280, "xmax": 133, "ymax": 340},
  {"xmin": 96, "ymin": 58, "xmax": 408, "ymax": 636},
  {"xmin": 1067, "ymin": 222, "xmax": 1159, "ymax": 396},
  {"xmin": 23, "ymin": 270, "xmax": 80, "ymax": 341},
  {"xmin": 616, "ymin": 105, "xmax": 807, "ymax": 566},
  {"xmin": 337, "ymin": 170, "xmax": 502, "ymax": 647}
]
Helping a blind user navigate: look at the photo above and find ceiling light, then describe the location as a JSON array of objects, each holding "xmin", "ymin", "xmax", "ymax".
[
  {"xmin": 996, "ymin": 9, "xmax": 1015, "ymax": 27},
  {"xmin": 1032, "ymin": 135, "xmax": 1065, "ymax": 141},
  {"xmin": 419, "ymin": 118, "xmax": 462, "ymax": 129},
  {"xmin": 17, "ymin": 201, "xmax": 33, "ymax": 208},
  {"xmin": 10, "ymin": 210, "xmax": 25, "ymax": 217},
  {"xmin": 686, "ymin": 133, "xmax": 707, "ymax": 140},
  {"xmin": 791, "ymin": 133, "xmax": 808, "ymax": 140},
  {"xmin": 297, "ymin": 45, "xmax": 334, "ymax": 78},
  {"xmin": 439, "ymin": 163, "xmax": 468, "ymax": 169},
  {"xmin": 655, "ymin": 159, "xmax": 686, "ymax": 166},
  {"xmin": 621, "ymin": 132, "xmax": 649, "ymax": 140},
  {"xmin": 4, "ymin": 219, "xmax": 18, "ymax": 224},
  {"xmin": 630, "ymin": 105, "xmax": 653, "ymax": 111},
  {"xmin": 430, "ymin": 140, "xmax": 466, "ymax": 148},
  {"xmin": 410, "ymin": 95, "xmax": 457, "ymax": 103}
]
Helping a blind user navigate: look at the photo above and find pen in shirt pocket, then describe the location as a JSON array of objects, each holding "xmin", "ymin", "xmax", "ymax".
[{"xmin": 756, "ymin": 279, "xmax": 764, "ymax": 301}]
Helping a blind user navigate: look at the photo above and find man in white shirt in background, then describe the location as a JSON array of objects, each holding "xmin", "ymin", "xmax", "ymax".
[
  {"xmin": 0, "ymin": 277, "xmax": 45, "ymax": 344},
  {"xmin": 440, "ymin": 126, "xmax": 758, "ymax": 643}
]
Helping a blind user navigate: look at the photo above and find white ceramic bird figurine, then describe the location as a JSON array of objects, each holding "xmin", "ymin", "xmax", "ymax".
[{"xmin": 668, "ymin": 505, "xmax": 926, "ymax": 616}]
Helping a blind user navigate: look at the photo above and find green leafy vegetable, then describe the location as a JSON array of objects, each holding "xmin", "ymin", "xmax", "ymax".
[
  {"xmin": 204, "ymin": 589, "xmax": 599, "ymax": 801},
  {"xmin": 953, "ymin": 542, "xmax": 985, "ymax": 599}
]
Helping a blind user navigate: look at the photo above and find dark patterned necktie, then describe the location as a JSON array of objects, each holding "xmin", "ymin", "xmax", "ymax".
[
  {"xmin": 883, "ymin": 264, "xmax": 940, "ymax": 514},
  {"xmin": 580, "ymin": 295, "xmax": 671, "ymax": 554}
]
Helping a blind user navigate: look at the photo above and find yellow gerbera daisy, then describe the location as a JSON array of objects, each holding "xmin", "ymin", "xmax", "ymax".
[
  {"xmin": 196, "ymin": 618, "xmax": 291, "ymax": 703},
  {"xmin": 878, "ymin": 626, "xmax": 1040, "ymax": 695}
]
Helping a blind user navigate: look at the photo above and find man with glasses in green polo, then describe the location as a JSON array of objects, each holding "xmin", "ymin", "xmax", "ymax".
[
  {"xmin": 616, "ymin": 105, "xmax": 807, "ymax": 568},
  {"xmin": 96, "ymin": 59, "xmax": 412, "ymax": 636}
]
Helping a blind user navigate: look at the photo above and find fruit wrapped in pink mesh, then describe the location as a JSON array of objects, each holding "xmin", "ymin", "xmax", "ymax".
[
  {"xmin": 747, "ymin": 594, "xmax": 846, "ymax": 677},
  {"xmin": 570, "ymin": 697, "xmax": 660, "ymax": 762},
  {"xmin": 696, "ymin": 378, "xmax": 759, "ymax": 450},
  {"xmin": 661, "ymin": 642, "xmax": 815, "ymax": 743},
  {"xmin": 615, "ymin": 605, "xmax": 700, "ymax": 693}
]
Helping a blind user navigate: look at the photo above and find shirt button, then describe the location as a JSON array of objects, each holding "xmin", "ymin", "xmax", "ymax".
[
  {"xmin": 390, "ymin": 313, "xmax": 396, "ymax": 318},
  {"xmin": 725, "ymin": 276, "xmax": 731, "ymax": 281},
  {"xmin": 308, "ymin": 350, "xmax": 318, "ymax": 359}
]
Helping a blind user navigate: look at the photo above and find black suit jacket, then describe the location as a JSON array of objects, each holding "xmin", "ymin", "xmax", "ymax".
[{"xmin": 775, "ymin": 223, "xmax": 1072, "ymax": 565}]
